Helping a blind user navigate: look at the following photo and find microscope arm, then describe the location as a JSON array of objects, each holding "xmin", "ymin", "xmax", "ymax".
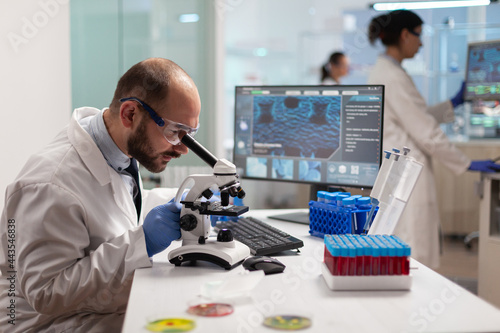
[{"xmin": 175, "ymin": 134, "xmax": 245, "ymax": 206}]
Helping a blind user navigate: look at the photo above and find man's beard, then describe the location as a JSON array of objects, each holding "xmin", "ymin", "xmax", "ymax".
[{"xmin": 127, "ymin": 119, "xmax": 180, "ymax": 173}]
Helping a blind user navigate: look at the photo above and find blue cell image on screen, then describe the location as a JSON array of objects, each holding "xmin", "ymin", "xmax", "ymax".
[
  {"xmin": 468, "ymin": 46, "xmax": 500, "ymax": 83},
  {"xmin": 298, "ymin": 160, "xmax": 321, "ymax": 182},
  {"xmin": 252, "ymin": 95, "xmax": 341, "ymax": 159},
  {"xmin": 246, "ymin": 157, "xmax": 267, "ymax": 178},
  {"xmin": 272, "ymin": 159, "xmax": 293, "ymax": 180},
  {"xmin": 466, "ymin": 40, "xmax": 500, "ymax": 100}
]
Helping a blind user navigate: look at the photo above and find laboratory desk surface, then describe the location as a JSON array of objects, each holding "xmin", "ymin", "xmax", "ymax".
[{"xmin": 122, "ymin": 209, "xmax": 500, "ymax": 333}]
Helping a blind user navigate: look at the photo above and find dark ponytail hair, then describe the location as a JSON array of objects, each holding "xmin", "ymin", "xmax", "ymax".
[
  {"xmin": 368, "ymin": 10, "xmax": 423, "ymax": 46},
  {"xmin": 321, "ymin": 52, "xmax": 345, "ymax": 82}
]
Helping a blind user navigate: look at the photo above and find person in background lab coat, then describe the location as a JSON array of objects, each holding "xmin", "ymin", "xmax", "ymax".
[
  {"xmin": 320, "ymin": 51, "xmax": 350, "ymax": 85},
  {"xmin": 0, "ymin": 58, "xmax": 201, "ymax": 332},
  {"xmin": 367, "ymin": 10, "xmax": 500, "ymax": 269}
]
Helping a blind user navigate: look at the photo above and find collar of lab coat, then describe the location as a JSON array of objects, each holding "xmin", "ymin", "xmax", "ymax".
[
  {"xmin": 67, "ymin": 107, "xmax": 115, "ymax": 186},
  {"xmin": 67, "ymin": 107, "xmax": 141, "ymax": 223},
  {"xmin": 380, "ymin": 53, "xmax": 403, "ymax": 69}
]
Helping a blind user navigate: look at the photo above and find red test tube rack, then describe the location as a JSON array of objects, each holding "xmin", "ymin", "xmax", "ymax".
[{"xmin": 322, "ymin": 234, "xmax": 412, "ymax": 290}]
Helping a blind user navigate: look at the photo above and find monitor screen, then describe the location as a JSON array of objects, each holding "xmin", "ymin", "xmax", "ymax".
[
  {"xmin": 233, "ymin": 85, "xmax": 384, "ymax": 192},
  {"xmin": 465, "ymin": 39, "xmax": 500, "ymax": 101}
]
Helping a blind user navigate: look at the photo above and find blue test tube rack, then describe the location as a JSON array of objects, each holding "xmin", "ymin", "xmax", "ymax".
[{"xmin": 308, "ymin": 193, "xmax": 379, "ymax": 237}]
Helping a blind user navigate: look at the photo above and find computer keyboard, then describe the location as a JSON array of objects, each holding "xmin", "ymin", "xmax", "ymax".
[{"xmin": 214, "ymin": 216, "xmax": 304, "ymax": 256}]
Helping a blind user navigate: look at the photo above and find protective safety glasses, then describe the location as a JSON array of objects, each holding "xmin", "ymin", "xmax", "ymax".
[
  {"xmin": 119, "ymin": 97, "xmax": 199, "ymax": 145},
  {"xmin": 409, "ymin": 30, "xmax": 421, "ymax": 38}
]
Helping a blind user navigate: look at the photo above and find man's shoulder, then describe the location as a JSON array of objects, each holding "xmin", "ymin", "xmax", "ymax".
[{"xmin": 9, "ymin": 129, "xmax": 79, "ymax": 191}]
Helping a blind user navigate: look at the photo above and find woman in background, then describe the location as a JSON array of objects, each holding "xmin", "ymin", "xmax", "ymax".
[
  {"xmin": 367, "ymin": 9, "xmax": 500, "ymax": 268},
  {"xmin": 320, "ymin": 52, "xmax": 350, "ymax": 85}
]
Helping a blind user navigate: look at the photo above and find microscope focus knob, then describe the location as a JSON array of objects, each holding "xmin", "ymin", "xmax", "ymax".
[
  {"xmin": 217, "ymin": 229, "xmax": 233, "ymax": 242},
  {"xmin": 179, "ymin": 214, "xmax": 198, "ymax": 231}
]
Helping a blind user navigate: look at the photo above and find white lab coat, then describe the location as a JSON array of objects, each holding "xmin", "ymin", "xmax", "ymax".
[
  {"xmin": 0, "ymin": 107, "xmax": 176, "ymax": 332},
  {"xmin": 321, "ymin": 77, "xmax": 339, "ymax": 85},
  {"xmin": 368, "ymin": 55, "xmax": 470, "ymax": 268}
]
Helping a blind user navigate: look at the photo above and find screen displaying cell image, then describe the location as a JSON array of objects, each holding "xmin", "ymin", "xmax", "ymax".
[
  {"xmin": 246, "ymin": 157, "xmax": 267, "ymax": 178},
  {"xmin": 272, "ymin": 158, "xmax": 293, "ymax": 180},
  {"xmin": 252, "ymin": 95, "xmax": 341, "ymax": 159},
  {"xmin": 298, "ymin": 160, "xmax": 322, "ymax": 182},
  {"xmin": 233, "ymin": 85, "xmax": 384, "ymax": 189},
  {"xmin": 465, "ymin": 39, "xmax": 500, "ymax": 100}
]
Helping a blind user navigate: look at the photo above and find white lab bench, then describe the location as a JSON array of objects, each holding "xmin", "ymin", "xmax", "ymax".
[{"xmin": 122, "ymin": 209, "xmax": 500, "ymax": 333}]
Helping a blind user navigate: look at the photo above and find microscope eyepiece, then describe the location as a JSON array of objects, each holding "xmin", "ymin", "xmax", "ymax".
[{"xmin": 181, "ymin": 134, "xmax": 218, "ymax": 168}]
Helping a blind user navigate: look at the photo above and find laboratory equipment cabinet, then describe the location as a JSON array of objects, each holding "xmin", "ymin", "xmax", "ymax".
[{"xmin": 478, "ymin": 172, "xmax": 500, "ymax": 309}]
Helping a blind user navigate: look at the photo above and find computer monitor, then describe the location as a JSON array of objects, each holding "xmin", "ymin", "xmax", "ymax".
[
  {"xmin": 233, "ymin": 85, "xmax": 384, "ymax": 223},
  {"xmin": 465, "ymin": 39, "xmax": 500, "ymax": 101}
]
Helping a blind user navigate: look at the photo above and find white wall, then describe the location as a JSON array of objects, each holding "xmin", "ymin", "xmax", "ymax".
[{"xmin": 0, "ymin": 0, "xmax": 71, "ymax": 209}]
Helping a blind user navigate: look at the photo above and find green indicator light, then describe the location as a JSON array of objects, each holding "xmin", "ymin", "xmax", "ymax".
[
  {"xmin": 251, "ymin": 91, "xmax": 264, "ymax": 95},
  {"xmin": 471, "ymin": 117, "xmax": 482, "ymax": 125},
  {"xmin": 483, "ymin": 118, "xmax": 495, "ymax": 127}
]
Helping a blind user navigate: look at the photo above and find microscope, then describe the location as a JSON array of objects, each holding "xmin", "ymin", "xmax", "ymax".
[{"xmin": 167, "ymin": 134, "xmax": 250, "ymax": 270}]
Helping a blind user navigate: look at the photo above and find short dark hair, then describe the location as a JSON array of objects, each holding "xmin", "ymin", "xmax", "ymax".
[
  {"xmin": 368, "ymin": 10, "xmax": 423, "ymax": 46},
  {"xmin": 109, "ymin": 58, "xmax": 187, "ymax": 112},
  {"xmin": 321, "ymin": 52, "xmax": 345, "ymax": 82}
]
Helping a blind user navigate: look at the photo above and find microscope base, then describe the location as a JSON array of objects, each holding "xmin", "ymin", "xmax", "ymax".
[{"xmin": 168, "ymin": 240, "xmax": 250, "ymax": 270}]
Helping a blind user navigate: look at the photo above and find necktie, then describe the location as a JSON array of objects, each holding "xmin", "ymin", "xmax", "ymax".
[{"xmin": 125, "ymin": 158, "xmax": 142, "ymax": 220}]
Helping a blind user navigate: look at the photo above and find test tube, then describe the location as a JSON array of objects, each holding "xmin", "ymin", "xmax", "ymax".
[
  {"xmin": 343, "ymin": 236, "xmax": 356, "ymax": 276},
  {"xmin": 324, "ymin": 192, "xmax": 337, "ymax": 205},
  {"xmin": 358, "ymin": 236, "xmax": 372, "ymax": 276},
  {"xmin": 317, "ymin": 191, "xmax": 328, "ymax": 202},
  {"xmin": 342, "ymin": 197, "xmax": 357, "ymax": 233},
  {"xmin": 396, "ymin": 237, "xmax": 411, "ymax": 275},
  {"xmin": 324, "ymin": 235, "xmax": 340, "ymax": 275},
  {"xmin": 366, "ymin": 237, "xmax": 380, "ymax": 275},
  {"xmin": 336, "ymin": 194, "xmax": 350, "ymax": 207},
  {"xmin": 348, "ymin": 235, "xmax": 364, "ymax": 276},
  {"xmin": 333, "ymin": 235, "xmax": 349, "ymax": 276},
  {"xmin": 355, "ymin": 197, "xmax": 370, "ymax": 234}
]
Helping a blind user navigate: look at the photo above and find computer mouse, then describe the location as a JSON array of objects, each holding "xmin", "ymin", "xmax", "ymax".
[{"xmin": 242, "ymin": 256, "xmax": 286, "ymax": 275}]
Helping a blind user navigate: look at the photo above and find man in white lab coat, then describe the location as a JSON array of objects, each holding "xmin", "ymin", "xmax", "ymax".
[
  {"xmin": 367, "ymin": 10, "xmax": 500, "ymax": 268},
  {"xmin": 0, "ymin": 58, "xmax": 201, "ymax": 332}
]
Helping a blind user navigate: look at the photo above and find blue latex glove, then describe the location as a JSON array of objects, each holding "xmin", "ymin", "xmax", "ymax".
[
  {"xmin": 468, "ymin": 160, "xmax": 500, "ymax": 173},
  {"xmin": 450, "ymin": 81, "xmax": 466, "ymax": 108},
  {"xmin": 142, "ymin": 201, "xmax": 182, "ymax": 257}
]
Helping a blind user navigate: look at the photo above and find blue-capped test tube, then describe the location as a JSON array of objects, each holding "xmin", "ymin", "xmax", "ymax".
[
  {"xmin": 317, "ymin": 191, "xmax": 328, "ymax": 202},
  {"xmin": 356, "ymin": 197, "xmax": 371, "ymax": 234},
  {"xmin": 336, "ymin": 194, "xmax": 350, "ymax": 207},
  {"xmin": 342, "ymin": 197, "xmax": 357, "ymax": 233},
  {"xmin": 324, "ymin": 192, "xmax": 337, "ymax": 205}
]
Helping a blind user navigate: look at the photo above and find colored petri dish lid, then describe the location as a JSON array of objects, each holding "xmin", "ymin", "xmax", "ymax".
[
  {"xmin": 145, "ymin": 318, "xmax": 195, "ymax": 332},
  {"xmin": 263, "ymin": 315, "xmax": 312, "ymax": 331},
  {"xmin": 187, "ymin": 303, "xmax": 234, "ymax": 317}
]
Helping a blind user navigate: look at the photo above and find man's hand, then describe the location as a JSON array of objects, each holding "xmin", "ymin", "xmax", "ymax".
[{"xmin": 142, "ymin": 201, "xmax": 181, "ymax": 257}]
